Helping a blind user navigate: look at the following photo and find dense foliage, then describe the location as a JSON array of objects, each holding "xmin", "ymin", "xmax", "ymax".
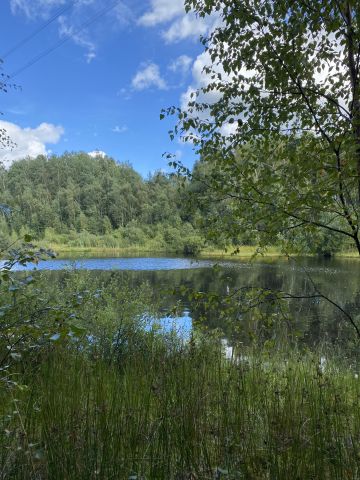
[
  {"xmin": 0, "ymin": 151, "xmax": 354, "ymax": 256},
  {"xmin": 0, "ymin": 152, "xmax": 205, "ymax": 254},
  {"xmin": 166, "ymin": 0, "xmax": 360, "ymax": 256}
]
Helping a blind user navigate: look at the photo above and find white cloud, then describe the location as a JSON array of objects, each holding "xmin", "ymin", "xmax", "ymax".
[
  {"xmin": 138, "ymin": 0, "xmax": 184, "ymax": 26},
  {"xmin": 220, "ymin": 121, "xmax": 238, "ymax": 137},
  {"xmin": 190, "ymin": 51, "xmax": 214, "ymax": 87},
  {"xmin": 180, "ymin": 51, "xmax": 224, "ymax": 113},
  {"xmin": 88, "ymin": 150, "xmax": 107, "ymax": 158},
  {"xmin": 138, "ymin": 0, "xmax": 215, "ymax": 43},
  {"xmin": 132, "ymin": 63, "xmax": 167, "ymax": 91},
  {"xmin": 10, "ymin": 0, "xmax": 132, "ymax": 62},
  {"xmin": 10, "ymin": 0, "xmax": 66, "ymax": 19},
  {"xmin": 6, "ymin": 107, "xmax": 27, "ymax": 116},
  {"xmin": 180, "ymin": 45, "xmax": 251, "ymax": 113},
  {"xmin": 113, "ymin": 2, "xmax": 133, "ymax": 27},
  {"xmin": 0, "ymin": 121, "xmax": 64, "ymax": 167},
  {"xmin": 179, "ymin": 51, "xmax": 237, "ymax": 142},
  {"xmin": 112, "ymin": 125, "xmax": 128, "ymax": 133},
  {"xmin": 169, "ymin": 55, "xmax": 192, "ymax": 75},
  {"xmin": 58, "ymin": 15, "xmax": 96, "ymax": 63},
  {"xmin": 163, "ymin": 15, "xmax": 210, "ymax": 43},
  {"xmin": 174, "ymin": 149, "xmax": 183, "ymax": 160}
]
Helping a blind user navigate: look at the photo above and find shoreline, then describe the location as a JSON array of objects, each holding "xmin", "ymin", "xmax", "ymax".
[{"xmin": 43, "ymin": 244, "xmax": 360, "ymax": 260}]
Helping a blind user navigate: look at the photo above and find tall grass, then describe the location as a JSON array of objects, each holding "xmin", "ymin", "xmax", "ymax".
[{"xmin": 1, "ymin": 333, "xmax": 360, "ymax": 480}]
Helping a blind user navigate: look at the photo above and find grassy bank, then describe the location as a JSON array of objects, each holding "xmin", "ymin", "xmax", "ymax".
[
  {"xmin": 42, "ymin": 243, "xmax": 284, "ymax": 259},
  {"xmin": 1, "ymin": 336, "xmax": 360, "ymax": 480},
  {"xmin": 39, "ymin": 242, "xmax": 360, "ymax": 260},
  {"xmin": 43, "ymin": 243, "xmax": 173, "ymax": 257}
]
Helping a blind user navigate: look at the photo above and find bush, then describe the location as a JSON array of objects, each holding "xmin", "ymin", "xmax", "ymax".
[{"xmin": 182, "ymin": 236, "xmax": 203, "ymax": 256}]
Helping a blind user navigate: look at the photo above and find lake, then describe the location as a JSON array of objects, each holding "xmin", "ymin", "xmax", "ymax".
[{"xmin": 11, "ymin": 255, "xmax": 360, "ymax": 347}]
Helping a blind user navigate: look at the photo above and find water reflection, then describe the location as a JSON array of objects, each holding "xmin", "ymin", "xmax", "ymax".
[
  {"xmin": 146, "ymin": 312, "xmax": 192, "ymax": 340},
  {"xmin": 12, "ymin": 256, "xmax": 360, "ymax": 348}
]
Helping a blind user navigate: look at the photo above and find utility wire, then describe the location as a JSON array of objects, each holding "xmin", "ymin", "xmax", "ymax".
[
  {"xmin": 1, "ymin": 1, "xmax": 76, "ymax": 60},
  {"xmin": 10, "ymin": 0, "xmax": 121, "ymax": 79}
]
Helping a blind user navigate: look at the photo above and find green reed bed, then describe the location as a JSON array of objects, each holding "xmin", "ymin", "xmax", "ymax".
[{"xmin": 1, "ymin": 334, "xmax": 360, "ymax": 480}]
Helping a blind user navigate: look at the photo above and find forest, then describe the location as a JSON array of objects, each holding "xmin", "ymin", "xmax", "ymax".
[
  {"xmin": 0, "ymin": 151, "xmax": 350, "ymax": 256},
  {"xmin": 0, "ymin": 152, "xmax": 206, "ymax": 254}
]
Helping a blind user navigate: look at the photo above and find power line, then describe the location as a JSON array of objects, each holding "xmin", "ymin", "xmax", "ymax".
[
  {"xmin": 10, "ymin": 0, "xmax": 121, "ymax": 79},
  {"xmin": 1, "ymin": 1, "xmax": 76, "ymax": 60}
]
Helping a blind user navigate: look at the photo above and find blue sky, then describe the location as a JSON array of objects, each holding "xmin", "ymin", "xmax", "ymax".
[{"xmin": 0, "ymin": 0, "xmax": 215, "ymax": 176}]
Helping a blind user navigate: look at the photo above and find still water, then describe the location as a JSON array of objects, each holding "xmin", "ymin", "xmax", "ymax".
[
  {"xmin": 11, "ymin": 257, "xmax": 221, "ymax": 271},
  {"xmin": 12, "ymin": 255, "xmax": 360, "ymax": 346}
]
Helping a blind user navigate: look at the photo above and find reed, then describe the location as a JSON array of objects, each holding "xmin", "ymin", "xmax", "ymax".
[{"xmin": 1, "ymin": 332, "xmax": 360, "ymax": 480}]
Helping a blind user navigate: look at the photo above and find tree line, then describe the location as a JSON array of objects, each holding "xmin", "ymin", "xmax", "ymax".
[
  {"xmin": 0, "ymin": 150, "xmax": 351, "ymax": 255},
  {"xmin": 0, "ymin": 152, "xmax": 207, "ymax": 253}
]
